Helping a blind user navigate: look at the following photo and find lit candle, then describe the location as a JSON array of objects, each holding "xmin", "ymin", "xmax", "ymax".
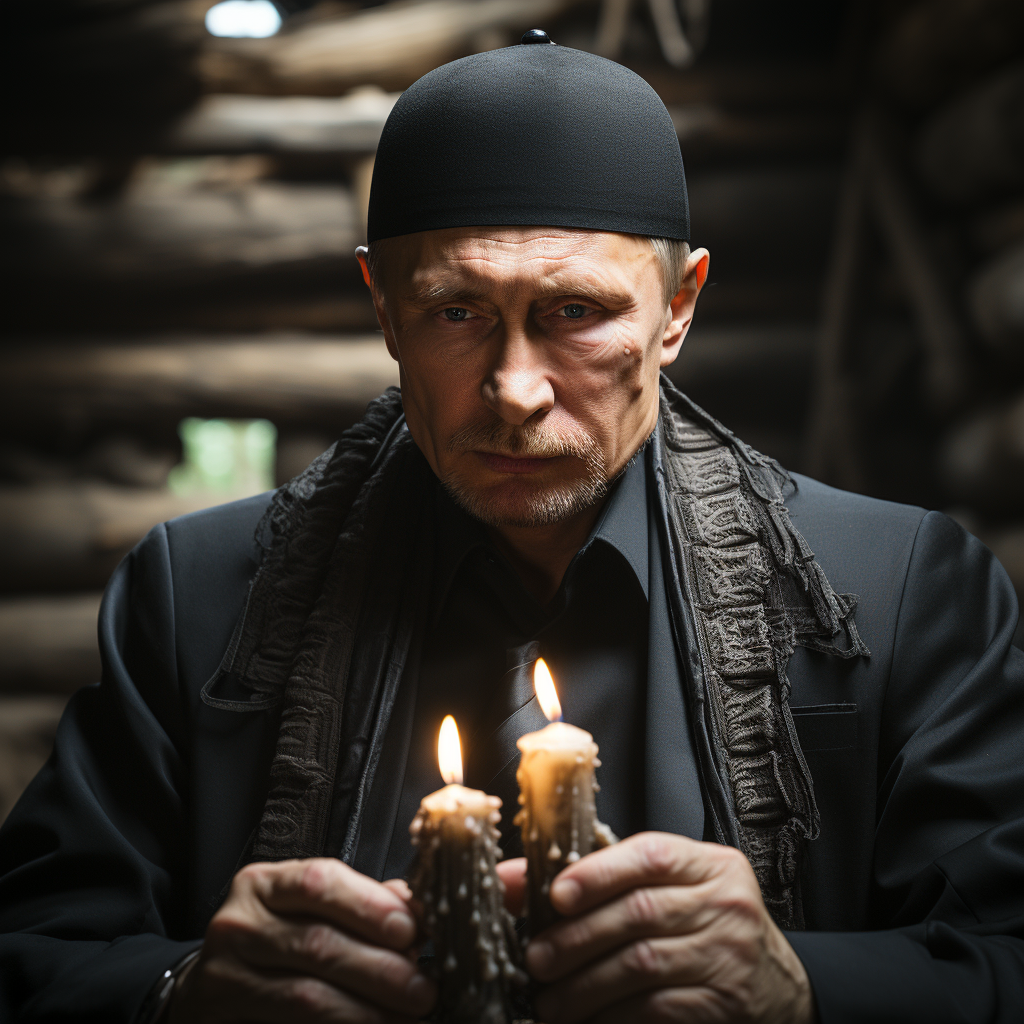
[
  {"xmin": 409, "ymin": 715, "xmax": 526, "ymax": 1023},
  {"xmin": 514, "ymin": 660, "xmax": 617, "ymax": 936}
]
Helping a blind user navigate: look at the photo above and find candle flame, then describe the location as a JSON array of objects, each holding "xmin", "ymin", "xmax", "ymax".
[
  {"xmin": 534, "ymin": 658, "xmax": 562, "ymax": 722},
  {"xmin": 437, "ymin": 714, "xmax": 463, "ymax": 785}
]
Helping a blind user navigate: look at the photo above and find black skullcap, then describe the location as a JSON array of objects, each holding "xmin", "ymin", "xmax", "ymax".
[{"xmin": 367, "ymin": 39, "xmax": 689, "ymax": 243}]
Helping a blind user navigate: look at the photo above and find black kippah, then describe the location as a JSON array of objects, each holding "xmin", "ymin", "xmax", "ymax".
[{"xmin": 367, "ymin": 39, "xmax": 689, "ymax": 243}]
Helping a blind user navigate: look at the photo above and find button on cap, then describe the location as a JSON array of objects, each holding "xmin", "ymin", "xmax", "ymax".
[{"xmin": 521, "ymin": 28, "xmax": 553, "ymax": 44}]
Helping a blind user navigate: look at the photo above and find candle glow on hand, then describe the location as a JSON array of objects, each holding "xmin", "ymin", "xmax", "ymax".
[
  {"xmin": 534, "ymin": 658, "xmax": 562, "ymax": 722},
  {"xmin": 438, "ymin": 714, "xmax": 464, "ymax": 785}
]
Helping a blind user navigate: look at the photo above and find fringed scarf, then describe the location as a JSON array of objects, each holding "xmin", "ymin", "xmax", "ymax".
[{"xmin": 204, "ymin": 378, "xmax": 867, "ymax": 928}]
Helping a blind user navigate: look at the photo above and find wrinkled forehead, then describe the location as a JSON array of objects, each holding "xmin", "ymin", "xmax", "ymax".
[{"xmin": 379, "ymin": 226, "xmax": 660, "ymax": 297}]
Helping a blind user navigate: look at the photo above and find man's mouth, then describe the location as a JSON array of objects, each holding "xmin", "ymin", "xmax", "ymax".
[{"xmin": 474, "ymin": 451, "xmax": 559, "ymax": 474}]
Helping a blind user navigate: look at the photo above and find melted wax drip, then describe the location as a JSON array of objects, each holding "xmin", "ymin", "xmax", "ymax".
[
  {"xmin": 409, "ymin": 803, "xmax": 527, "ymax": 1023},
  {"xmin": 514, "ymin": 747, "xmax": 617, "ymax": 939}
]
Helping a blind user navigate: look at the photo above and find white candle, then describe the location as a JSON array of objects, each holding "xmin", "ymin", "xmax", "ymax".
[
  {"xmin": 409, "ymin": 715, "xmax": 526, "ymax": 1022},
  {"xmin": 514, "ymin": 661, "xmax": 617, "ymax": 935}
]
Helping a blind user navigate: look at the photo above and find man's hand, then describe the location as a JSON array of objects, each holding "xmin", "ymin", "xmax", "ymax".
[
  {"xmin": 168, "ymin": 858, "xmax": 436, "ymax": 1023},
  {"xmin": 499, "ymin": 832, "xmax": 815, "ymax": 1024}
]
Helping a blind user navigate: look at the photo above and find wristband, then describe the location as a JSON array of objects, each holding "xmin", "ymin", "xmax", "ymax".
[{"xmin": 136, "ymin": 948, "xmax": 202, "ymax": 1024}]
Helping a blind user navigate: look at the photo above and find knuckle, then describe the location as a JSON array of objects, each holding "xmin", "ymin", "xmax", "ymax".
[
  {"xmin": 298, "ymin": 859, "xmax": 332, "ymax": 901},
  {"xmin": 624, "ymin": 887, "xmax": 661, "ymax": 930},
  {"xmin": 643, "ymin": 988, "xmax": 690, "ymax": 1024},
  {"xmin": 229, "ymin": 862, "xmax": 265, "ymax": 896},
  {"xmin": 294, "ymin": 922, "xmax": 337, "ymax": 963},
  {"xmin": 282, "ymin": 976, "xmax": 333, "ymax": 1016},
  {"xmin": 714, "ymin": 882, "xmax": 761, "ymax": 924},
  {"xmin": 636, "ymin": 834, "xmax": 677, "ymax": 878},
  {"xmin": 206, "ymin": 909, "xmax": 257, "ymax": 945},
  {"xmin": 623, "ymin": 939, "xmax": 663, "ymax": 980}
]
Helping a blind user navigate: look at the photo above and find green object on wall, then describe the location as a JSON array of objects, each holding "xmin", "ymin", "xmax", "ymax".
[{"xmin": 168, "ymin": 418, "xmax": 276, "ymax": 497}]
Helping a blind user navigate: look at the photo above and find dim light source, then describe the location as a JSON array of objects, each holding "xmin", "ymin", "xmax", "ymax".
[
  {"xmin": 534, "ymin": 658, "xmax": 562, "ymax": 722},
  {"xmin": 438, "ymin": 714, "xmax": 464, "ymax": 785}
]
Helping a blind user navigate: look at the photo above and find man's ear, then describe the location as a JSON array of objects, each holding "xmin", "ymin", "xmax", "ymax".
[
  {"xmin": 355, "ymin": 246, "xmax": 400, "ymax": 362},
  {"xmin": 355, "ymin": 245, "xmax": 372, "ymax": 289},
  {"xmin": 661, "ymin": 247, "xmax": 710, "ymax": 368}
]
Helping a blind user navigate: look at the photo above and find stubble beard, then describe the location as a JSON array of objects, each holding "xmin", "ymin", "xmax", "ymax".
[{"xmin": 442, "ymin": 419, "xmax": 609, "ymax": 528}]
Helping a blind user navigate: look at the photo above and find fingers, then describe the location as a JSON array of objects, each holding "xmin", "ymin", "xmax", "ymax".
[
  {"xmin": 526, "ymin": 884, "xmax": 714, "ymax": 982},
  {"xmin": 496, "ymin": 857, "xmax": 527, "ymax": 917},
  {"xmin": 238, "ymin": 859, "xmax": 418, "ymax": 951},
  {"xmin": 208, "ymin": 912, "xmax": 436, "ymax": 1018},
  {"xmin": 381, "ymin": 878, "xmax": 413, "ymax": 904},
  {"xmin": 549, "ymin": 833, "xmax": 732, "ymax": 916},
  {"xmin": 534, "ymin": 934, "xmax": 707, "ymax": 1024},
  {"xmin": 184, "ymin": 953, "xmax": 422, "ymax": 1023},
  {"xmin": 586, "ymin": 986, "xmax": 723, "ymax": 1024}
]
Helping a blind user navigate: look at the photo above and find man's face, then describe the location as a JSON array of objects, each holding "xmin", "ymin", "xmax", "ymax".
[{"xmin": 366, "ymin": 226, "xmax": 696, "ymax": 529}]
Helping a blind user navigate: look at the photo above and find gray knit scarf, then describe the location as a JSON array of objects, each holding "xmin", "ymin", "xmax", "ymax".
[{"xmin": 204, "ymin": 378, "xmax": 868, "ymax": 929}]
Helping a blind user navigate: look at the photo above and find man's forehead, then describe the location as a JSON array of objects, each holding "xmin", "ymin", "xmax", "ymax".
[{"xmin": 401, "ymin": 227, "xmax": 654, "ymax": 276}]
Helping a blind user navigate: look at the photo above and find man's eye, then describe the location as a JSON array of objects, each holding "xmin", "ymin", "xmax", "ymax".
[
  {"xmin": 443, "ymin": 307, "xmax": 471, "ymax": 321},
  {"xmin": 560, "ymin": 304, "xmax": 588, "ymax": 319}
]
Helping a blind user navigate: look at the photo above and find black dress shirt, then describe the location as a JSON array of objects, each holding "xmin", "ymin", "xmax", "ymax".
[
  {"xmin": 367, "ymin": 450, "xmax": 653, "ymax": 879},
  {"xmin": 354, "ymin": 437, "xmax": 707, "ymax": 880}
]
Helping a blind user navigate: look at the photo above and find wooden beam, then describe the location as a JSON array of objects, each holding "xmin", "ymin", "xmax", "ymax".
[
  {"xmin": 0, "ymin": 696, "xmax": 70, "ymax": 824},
  {"xmin": 969, "ymin": 240, "xmax": 1024, "ymax": 354},
  {"xmin": 164, "ymin": 90, "xmax": 401, "ymax": 156},
  {"xmin": 802, "ymin": 116, "xmax": 870, "ymax": 490},
  {"xmin": 865, "ymin": 117, "xmax": 967, "ymax": 413},
  {"xmin": 200, "ymin": 0, "xmax": 590, "ymax": 96},
  {"xmin": 916, "ymin": 63, "xmax": 1024, "ymax": 206},
  {"xmin": 0, "ymin": 594, "xmax": 101, "ymax": 694},
  {"xmin": 0, "ymin": 484, "xmax": 237, "ymax": 594},
  {"xmin": 0, "ymin": 336, "xmax": 399, "ymax": 431}
]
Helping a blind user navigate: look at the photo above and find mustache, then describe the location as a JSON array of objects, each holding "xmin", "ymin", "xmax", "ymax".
[{"xmin": 446, "ymin": 419, "xmax": 602, "ymax": 463}]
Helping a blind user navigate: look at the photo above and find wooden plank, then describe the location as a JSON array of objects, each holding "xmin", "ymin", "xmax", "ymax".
[
  {"xmin": 864, "ymin": 117, "xmax": 966, "ymax": 413},
  {"xmin": 877, "ymin": 0, "xmax": 1024, "ymax": 112},
  {"xmin": 0, "ymin": 594, "xmax": 102, "ymax": 694},
  {"xmin": 0, "ymin": 336, "xmax": 399, "ymax": 430},
  {"xmin": 0, "ymin": 696, "xmax": 70, "ymax": 825},
  {"xmin": 162, "ymin": 93, "xmax": 842, "ymax": 161},
  {"xmin": 937, "ymin": 390, "xmax": 1024, "ymax": 510},
  {"xmin": 200, "ymin": 0, "xmax": 589, "ymax": 96},
  {"xmin": 0, "ymin": 483, "xmax": 236, "ymax": 593},
  {"xmin": 802, "ymin": 115, "xmax": 870, "ymax": 490},
  {"xmin": 1, "ymin": 179, "xmax": 359, "ymax": 288},
  {"xmin": 164, "ymin": 90, "xmax": 401, "ymax": 155},
  {"xmin": 916, "ymin": 63, "xmax": 1024, "ymax": 206},
  {"xmin": 969, "ymin": 240, "xmax": 1024, "ymax": 353}
]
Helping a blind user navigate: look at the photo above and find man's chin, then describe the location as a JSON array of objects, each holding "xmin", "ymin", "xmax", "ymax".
[{"xmin": 444, "ymin": 475, "xmax": 607, "ymax": 529}]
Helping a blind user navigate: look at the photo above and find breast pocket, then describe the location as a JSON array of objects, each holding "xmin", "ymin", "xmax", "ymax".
[{"xmin": 791, "ymin": 703, "xmax": 858, "ymax": 752}]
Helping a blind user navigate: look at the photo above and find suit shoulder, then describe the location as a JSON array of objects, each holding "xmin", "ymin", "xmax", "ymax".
[
  {"xmin": 162, "ymin": 491, "xmax": 273, "ymax": 560},
  {"xmin": 785, "ymin": 473, "xmax": 927, "ymax": 548},
  {"xmin": 782, "ymin": 473, "xmax": 930, "ymax": 607},
  {"xmin": 158, "ymin": 491, "xmax": 273, "ymax": 604}
]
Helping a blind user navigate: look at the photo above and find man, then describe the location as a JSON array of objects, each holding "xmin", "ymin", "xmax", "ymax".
[{"xmin": 2, "ymin": 34, "xmax": 1023, "ymax": 1024}]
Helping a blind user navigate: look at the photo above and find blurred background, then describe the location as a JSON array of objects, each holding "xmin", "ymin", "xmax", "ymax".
[{"xmin": 1, "ymin": 0, "xmax": 1023, "ymax": 820}]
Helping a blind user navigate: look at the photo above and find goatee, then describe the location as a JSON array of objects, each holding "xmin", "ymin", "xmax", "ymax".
[{"xmin": 442, "ymin": 419, "xmax": 608, "ymax": 528}]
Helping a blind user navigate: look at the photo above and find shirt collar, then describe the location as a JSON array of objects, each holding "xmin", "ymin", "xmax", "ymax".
[
  {"xmin": 575, "ymin": 443, "xmax": 649, "ymax": 599},
  {"xmin": 430, "ymin": 438, "xmax": 651, "ymax": 623}
]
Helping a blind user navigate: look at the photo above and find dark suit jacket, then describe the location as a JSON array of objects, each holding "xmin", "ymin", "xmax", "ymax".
[{"xmin": 1, "ymin": 474, "xmax": 1023, "ymax": 1022}]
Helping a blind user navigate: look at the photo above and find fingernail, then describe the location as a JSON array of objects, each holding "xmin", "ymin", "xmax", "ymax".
[
  {"xmin": 405, "ymin": 971, "xmax": 435, "ymax": 1011},
  {"xmin": 550, "ymin": 877, "xmax": 581, "ymax": 910},
  {"xmin": 382, "ymin": 909, "xmax": 415, "ymax": 946},
  {"xmin": 527, "ymin": 939, "xmax": 555, "ymax": 977}
]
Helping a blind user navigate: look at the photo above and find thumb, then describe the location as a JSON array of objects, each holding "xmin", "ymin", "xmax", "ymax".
[{"xmin": 497, "ymin": 857, "xmax": 526, "ymax": 917}]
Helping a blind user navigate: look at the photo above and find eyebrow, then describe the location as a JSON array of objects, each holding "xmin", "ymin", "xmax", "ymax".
[
  {"xmin": 406, "ymin": 281, "xmax": 491, "ymax": 308},
  {"xmin": 405, "ymin": 275, "xmax": 634, "ymax": 310}
]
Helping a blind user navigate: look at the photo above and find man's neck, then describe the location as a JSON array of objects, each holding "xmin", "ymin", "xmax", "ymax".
[{"xmin": 485, "ymin": 498, "xmax": 609, "ymax": 607}]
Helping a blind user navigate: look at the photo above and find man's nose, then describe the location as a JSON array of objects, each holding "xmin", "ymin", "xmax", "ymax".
[{"xmin": 480, "ymin": 329, "xmax": 555, "ymax": 426}]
